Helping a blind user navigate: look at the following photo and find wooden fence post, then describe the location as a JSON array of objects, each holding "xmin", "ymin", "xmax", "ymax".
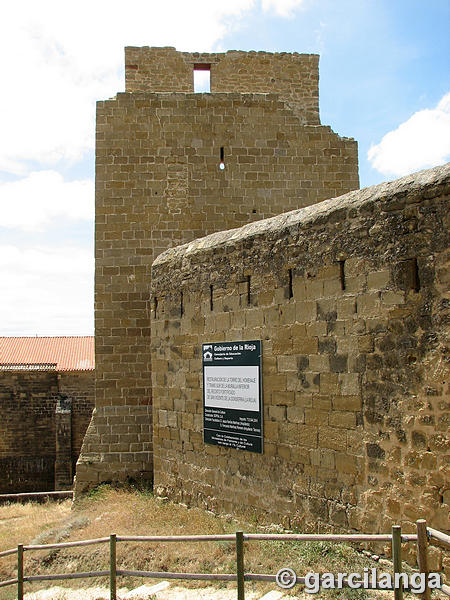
[
  {"xmin": 110, "ymin": 534, "xmax": 117, "ymax": 600},
  {"xmin": 17, "ymin": 544, "xmax": 23, "ymax": 600},
  {"xmin": 392, "ymin": 525, "xmax": 403, "ymax": 600},
  {"xmin": 236, "ymin": 531, "xmax": 245, "ymax": 600},
  {"xmin": 416, "ymin": 519, "xmax": 431, "ymax": 600}
]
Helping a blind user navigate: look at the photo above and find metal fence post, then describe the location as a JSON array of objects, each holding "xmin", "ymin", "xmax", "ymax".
[
  {"xmin": 17, "ymin": 544, "xmax": 23, "ymax": 600},
  {"xmin": 416, "ymin": 519, "xmax": 431, "ymax": 600},
  {"xmin": 236, "ymin": 531, "xmax": 245, "ymax": 600},
  {"xmin": 392, "ymin": 525, "xmax": 403, "ymax": 600},
  {"xmin": 110, "ymin": 534, "xmax": 117, "ymax": 600}
]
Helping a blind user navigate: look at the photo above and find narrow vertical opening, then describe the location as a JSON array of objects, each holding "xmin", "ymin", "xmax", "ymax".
[
  {"xmin": 411, "ymin": 258, "xmax": 420, "ymax": 292},
  {"xmin": 210, "ymin": 284, "xmax": 214, "ymax": 311},
  {"xmin": 339, "ymin": 260, "xmax": 346, "ymax": 291},
  {"xmin": 194, "ymin": 64, "xmax": 211, "ymax": 93},
  {"xmin": 247, "ymin": 275, "xmax": 251, "ymax": 306},
  {"xmin": 288, "ymin": 268, "xmax": 293, "ymax": 299},
  {"xmin": 398, "ymin": 257, "xmax": 421, "ymax": 292},
  {"xmin": 219, "ymin": 146, "xmax": 225, "ymax": 170},
  {"xmin": 180, "ymin": 291, "xmax": 184, "ymax": 317},
  {"xmin": 154, "ymin": 296, "xmax": 158, "ymax": 318}
]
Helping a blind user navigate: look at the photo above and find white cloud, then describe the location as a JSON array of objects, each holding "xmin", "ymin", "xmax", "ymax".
[
  {"xmin": 1, "ymin": 0, "xmax": 311, "ymax": 174},
  {"xmin": 368, "ymin": 92, "xmax": 450, "ymax": 177},
  {"xmin": 0, "ymin": 171, "xmax": 94, "ymax": 231},
  {"xmin": 0, "ymin": 0, "xmax": 256, "ymax": 174},
  {"xmin": 261, "ymin": 0, "xmax": 305, "ymax": 17},
  {"xmin": 0, "ymin": 245, "xmax": 93, "ymax": 335}
]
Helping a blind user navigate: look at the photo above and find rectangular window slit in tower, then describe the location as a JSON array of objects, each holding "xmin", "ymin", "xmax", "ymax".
[
  {"xmin": 339, "ymin": 260, "xmax": 346, "ymax": 291},
  {"xmin": 180, "ymin": 291, "xmax": 184, "ymax": 317},
  {"xmin": 219, "ymin": 146, "xmax": 225, "ymax": 170},
  {"xmin": 210, "ymin": 284, "xmax": 214, "ymax": 311},
  {"xmin": 412, "ymin": 258, "xmax": 420, "ymax": 292},
  {"xmin": 154, "ymin": 297, "xmax": 158, "ymax": 318},
  {"xmin": 194, "ymin": 64, "xmax": 211, "ymax": 93},
  {"xmin": 288, "ymin": 268, "xmax": 293, "ymax": 299},
  {"xmin": 247, "ymin": 275, "xmax": 251, "ymax": 306}
]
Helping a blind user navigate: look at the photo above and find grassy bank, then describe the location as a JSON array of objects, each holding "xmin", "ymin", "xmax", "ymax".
[{"xmin": 0, "ymin": 486, "xmax": 422, "ymax": 599}]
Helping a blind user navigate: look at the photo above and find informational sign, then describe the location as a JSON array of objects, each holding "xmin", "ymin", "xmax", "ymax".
[{"xmin": 202, "ymin": 340, "xmax": 263, "ymax": 453}]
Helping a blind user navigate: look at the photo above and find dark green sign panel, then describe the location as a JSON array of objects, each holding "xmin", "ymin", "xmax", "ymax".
[{"xmin": 202, "ymin": 340, "xmax": 263, "ymax": 453}]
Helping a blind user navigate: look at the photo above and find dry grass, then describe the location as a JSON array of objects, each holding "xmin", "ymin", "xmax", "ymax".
[
  {"xmin": 0, "ymin": 486, "xmax": 435, "ymax": 600},
  {"xmin": 0, "ymin": 500, "xmax": 71, "ymax": 551}
]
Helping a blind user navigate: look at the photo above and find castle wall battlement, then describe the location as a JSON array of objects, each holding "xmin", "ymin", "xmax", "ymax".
[{"xmin": 125, "ymin": 47, "xmax": 320, "ymax": 124}]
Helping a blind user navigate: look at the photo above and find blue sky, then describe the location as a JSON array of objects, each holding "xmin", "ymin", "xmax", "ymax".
[{"xmin": 1, "ymin": 0, "xmax": 449, "ymax": 335}]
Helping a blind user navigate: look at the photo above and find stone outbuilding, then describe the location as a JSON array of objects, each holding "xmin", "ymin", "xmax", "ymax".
[{"xmin": 0, "ymin": 336, "xmax": 94, "ymax": 492}]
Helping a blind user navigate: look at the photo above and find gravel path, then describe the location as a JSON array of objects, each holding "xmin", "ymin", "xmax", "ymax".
[
  {"xmin": 24, "ymin": 581, "xmax": 437, "ymax": 599},
  {"xmin": 23, "ymin": 582, "xmax": 300, "ymax": 599}
]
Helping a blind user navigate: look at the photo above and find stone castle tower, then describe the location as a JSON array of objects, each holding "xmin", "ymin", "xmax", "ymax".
[{"xmin": 75, "ymin": 46, "xmax": 359, "ymax": 494}]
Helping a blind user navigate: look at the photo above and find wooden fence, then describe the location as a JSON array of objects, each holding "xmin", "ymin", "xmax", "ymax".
[
  {"xmin": 0, "ymin": 519, "xmax": 448, "ymax": 599},
  {"xmin": 0, "ymin": 491, "xmax": 73, "ymax": 505}
]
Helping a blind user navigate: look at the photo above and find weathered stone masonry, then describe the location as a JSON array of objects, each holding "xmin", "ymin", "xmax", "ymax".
[
  {"xmin": 151, "ymin": 164, "xmax": 449, "ymax": 571},
  {"xmin": 75, "ymin": 46, "xmax": 359, "ymax": 494},
  {"xmin": 0, "ymin": 369, "xmax": 94, "ymax": 493}
]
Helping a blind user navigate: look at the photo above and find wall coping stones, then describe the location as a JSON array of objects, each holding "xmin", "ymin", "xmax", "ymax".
[{"xmin": 153, "ymin": 163, "xmax": 450, "ymax": 272}]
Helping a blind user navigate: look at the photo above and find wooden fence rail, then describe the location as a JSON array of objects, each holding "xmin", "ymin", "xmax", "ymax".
[
  {"xmin": 428, "ymin": 527, "xmax": 450, "ymax": 548},
  {"xmin": 0, "ymin": 519, "xmax": 448, "ymax": 600},
  {"xmin": 0, "ymin": 491, "xmax": 73, "ymax": 504},
  {"xmin": 23, "ymin": 537, "xmax": 110, "ymax": 551}
]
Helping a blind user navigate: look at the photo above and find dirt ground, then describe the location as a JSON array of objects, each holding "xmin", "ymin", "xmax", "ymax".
[{"xmin": 23, "ymin": 581, "xmax": 298, "ymax": 599}]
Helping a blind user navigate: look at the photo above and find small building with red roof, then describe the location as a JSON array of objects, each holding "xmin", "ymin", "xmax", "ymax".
[{"xmin": 0, "ymin": 337, "xmax": 95, "ymax": 493}]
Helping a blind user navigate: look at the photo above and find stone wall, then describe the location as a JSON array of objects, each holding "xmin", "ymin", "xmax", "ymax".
[
  {"xmin": 125, "ymin": 47, "xmax": 319, "ymax": 124},
  {"xmin": 94, "ymin": 90, "xmax": 357, "ymax": 410},
  {"xmin": 151, "ymin": 164, "xmax": 449, "ymax": 571},
  {"xmin": 59, "ymin": 371, "xmax": 96, "ymax": 471},
  {"xmin": 0, "ymin": 370, "xmax": 94, "ymax": 492},
  {"xmin": 75, "ymin": 405, "xmax": 152, "ymax": 493},
  {"xmin": 76, "ymin": 46, "xmax": 359, "ymax": 496},
  {"xmin": 125, "ymin": 47, "xmax": 194, "ymax": 93}
]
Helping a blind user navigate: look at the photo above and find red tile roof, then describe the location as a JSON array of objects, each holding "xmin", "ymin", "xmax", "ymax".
[{"xmin": 0, "ymin": 337, "xmax": 94, "ymax": 371}]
